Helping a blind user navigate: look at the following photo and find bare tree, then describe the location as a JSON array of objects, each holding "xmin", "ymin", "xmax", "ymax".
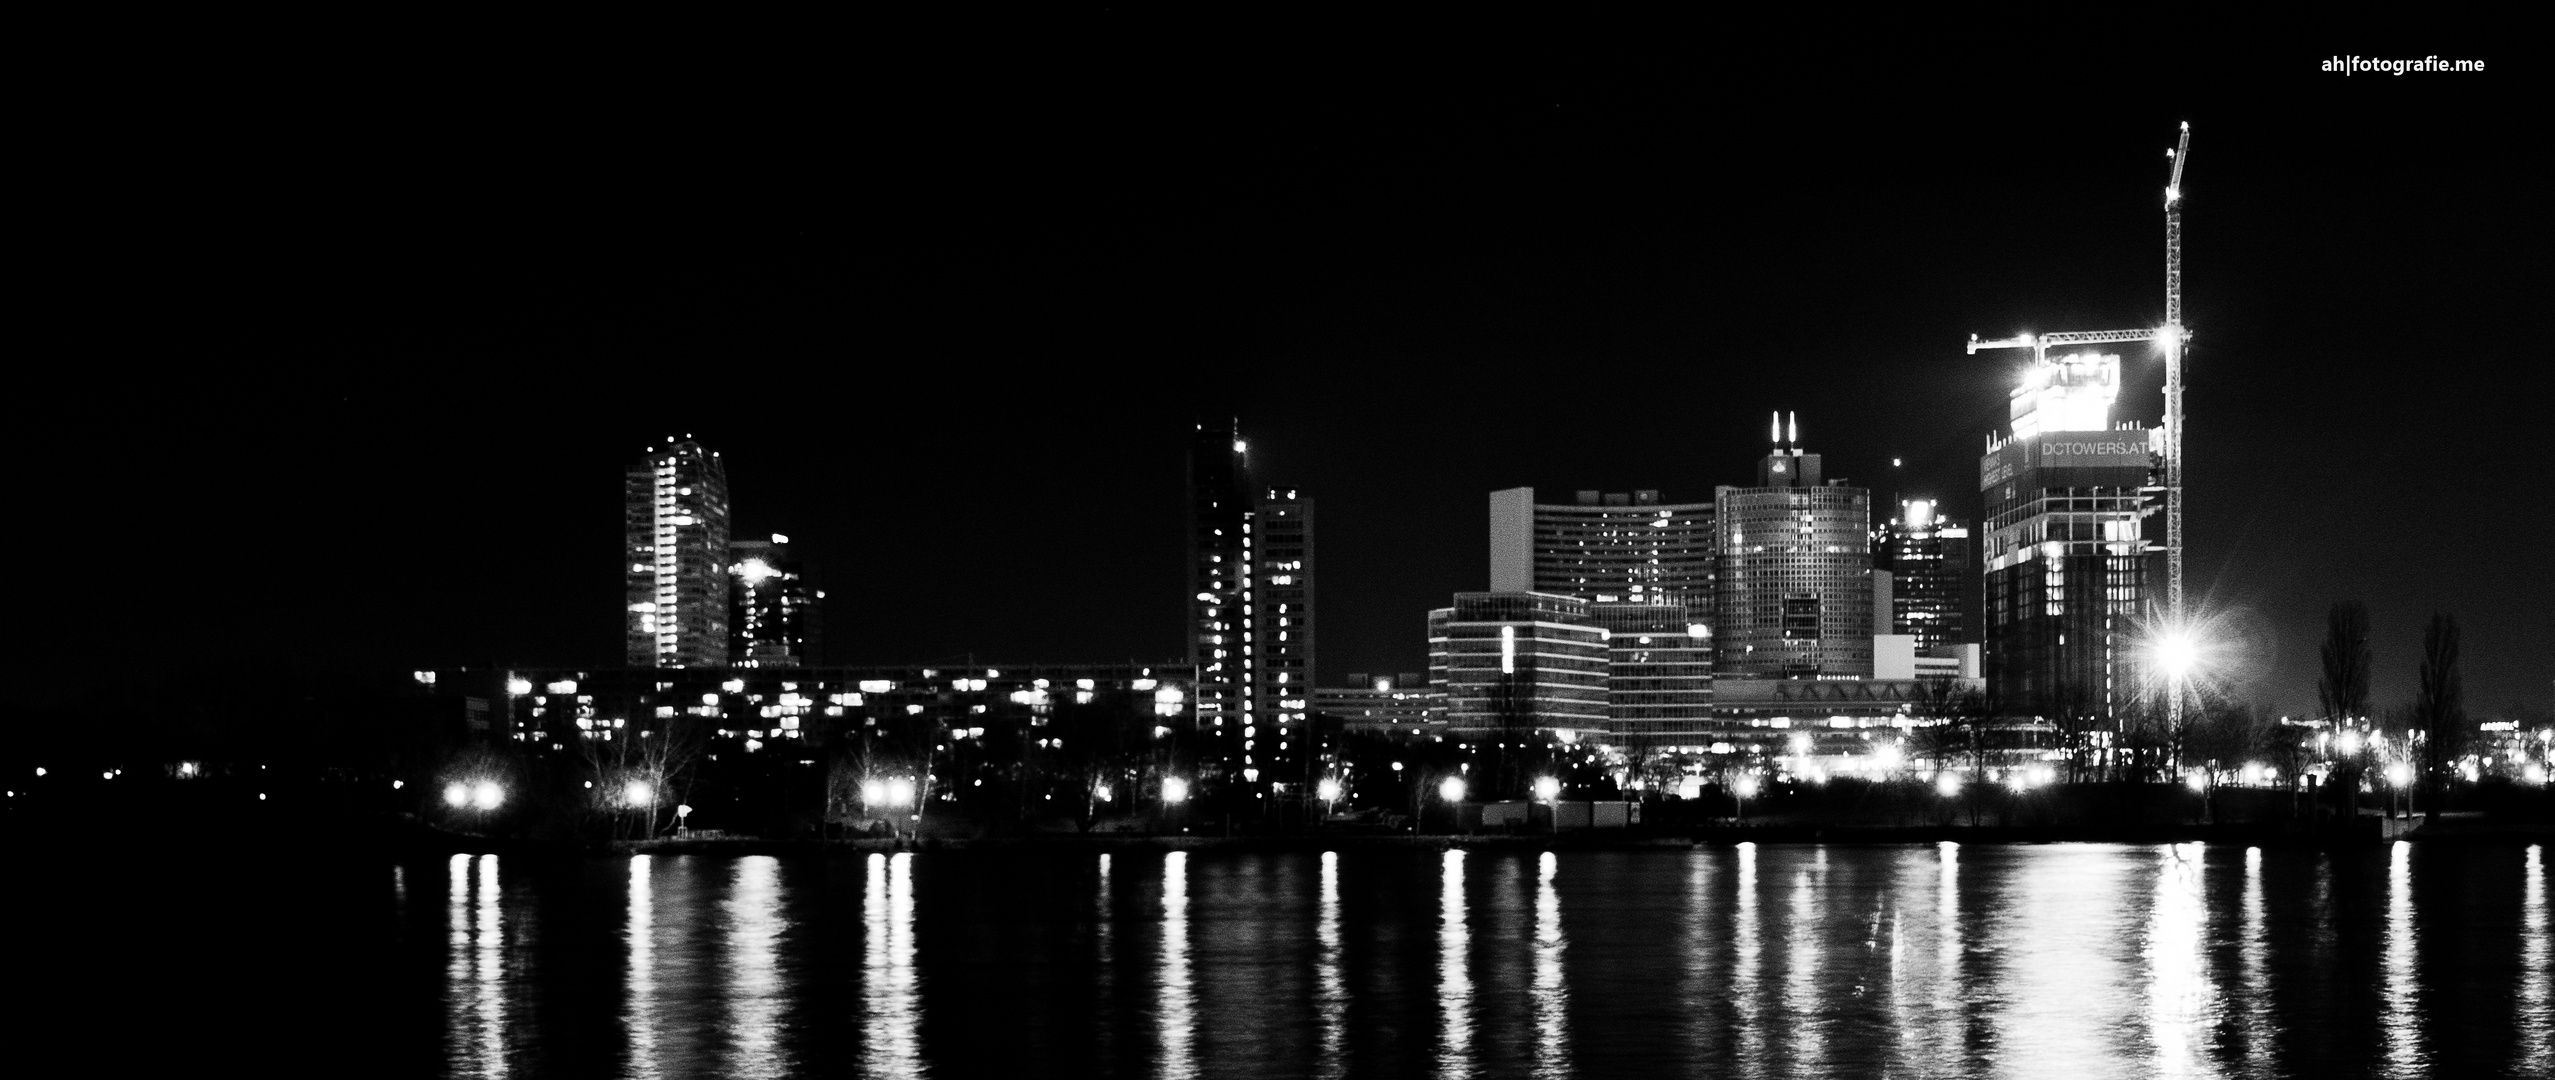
[{"xmin": 2414, "ymin": 612, "xmax": 2465, "ymax": 821}]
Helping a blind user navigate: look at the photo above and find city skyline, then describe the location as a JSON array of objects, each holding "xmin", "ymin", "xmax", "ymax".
[{"xmin": 22, "ymin": 30, "xmax": 2545, "ymax": 720}]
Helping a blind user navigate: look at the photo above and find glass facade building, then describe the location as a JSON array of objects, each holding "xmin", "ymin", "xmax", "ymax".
[
  {"xmin": 625, "ymin": 439, "xmax": 731, "ymax": 668},
  {"xmin": 1715, "ymin": 437, "xmax": 1874, "ymax": 680},
  {"xmin": 1426, "ymin": 592, "xmax": 1610, "ymax": 740},
  {"xmin": 1876, "ymin": 499, "xmax": 1976, "ymax": 654}
]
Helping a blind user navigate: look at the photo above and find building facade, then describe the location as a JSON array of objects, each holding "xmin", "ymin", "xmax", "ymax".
[
  {"xmin": 1876, "ymin": 498, "xmax": 1976, "ymax": 653},
  {"xmin": 729, "ymin": 534, "xmax": 821, "ymax": 667},
  {"xmin": 1426, "ymin": 592, "xmax": 1610, "ymax": 740},
  {"xmin": 1714, "ymin": 420, "xmax": 1874, "ymax": 680},
  {"xmin": 1185, "ymin": 421, "xmax": 1317, "ymax": 791},
  {"xmin": 1315, "ymin": 673, "xmax": 1445, "ymax": 739},
  {"xmin": 1978, "ymin": 351, "xmax": 2164, "ymax": 721},
  {"xmin": 625, "ymin": 438, "xmax": 732, "ymax": 668},
  {"xmin": 1589, "ymin": 602, "xmax": 1716, "ymax": 746}
]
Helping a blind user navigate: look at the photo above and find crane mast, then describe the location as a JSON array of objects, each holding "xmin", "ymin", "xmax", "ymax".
[{"xmin": 1966, "ymin": 122, "xmax": 2195, "ymax": 744}]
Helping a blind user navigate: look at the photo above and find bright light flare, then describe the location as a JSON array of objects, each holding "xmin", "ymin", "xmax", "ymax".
[
  {"xmin": 885, "ymin": 777, "xmax": 916, "ymax": 807},
  {"xmin": 623, "ymin": 780, "xmax": 654, "ymax": 806},
  {"xmin": 444, "ymin": 782, "xmax": 469, "ymax": 807},
  {"xmin": 1317, "ymin": 778, "xmax": 1343, "ymax": 802},
  {"xmin": 1734, "ymin": 775, "xmax": 1760, "ymax": 799},
  {"xmin": 1936, "ymin": 772, "xmax": 1962, "ymax": 799},
  {"xmin": 2159, "ymin": 631, "xmax": 2200, "ymax": 681},
  {"xmin": 1532, "ymin": 776, "xmax": 1560, "ymax": 801},
  {"xmin": 2338, "ymin": 731, "xmax": 2363, "ymax": 757},
  {"xmin": 2386, "ymin": 763, "xmax": 2413, "ymax": 788},
  {"xmin": 471, "ymin": 781, "xmax": 504, "ymax": 810},
  {"xmin": 2186, "ymin": 769, "xmax": 2209, "ymax": 792},
  {"xmin": 861, "ymin": 780, "xmax": 885, "ymax": 806},
  {"xmin": 1162, "ymin": 777, "xmax": 1190, "ymax": 804},
  {"xmin": 1439, "ymin": 776, "xmax": 1467, "ymax": 803}
]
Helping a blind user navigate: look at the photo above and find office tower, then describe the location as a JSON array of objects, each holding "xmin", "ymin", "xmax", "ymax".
[
  {"xmin": 625, "ymin": 438, "xmax": 731, "ymax": 668},
  {"xmin": 1979, "ymin": 351, "xmax": 2162, "ymax": 720},
  {"xmin": 1185, "ymin": 421, "xmax": 1317, "ymax": 790},
  {"xmin": 1253, "ymin": 487, "xmax": 1315, "ymax": 781},
  {"xmin": 729, "ymin": 534, "xmax": 821, "ymax": 667},
  {"xmin": 1876, "ymin": 498, "xmax": 1976, "ymax": 653},
  {"xmin": 1588, "ymin": 602, "xmax": 1715, "ymax": 746},
  {"xmin": 1714, "ymin": 413, "xmax": 1874, "ymax": 679},
  {"xmin": 1426, "ymin": 592, "xmax": 1610, "ymax": 741},
  {"xmin": 1188, "ymin": 421, "xmax": 1253, "ymax": 731}
]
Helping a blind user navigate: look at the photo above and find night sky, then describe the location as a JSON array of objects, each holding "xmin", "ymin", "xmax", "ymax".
[{"xmin": 29, "ymin": 19, "xmax": 2547, "ymax": 719}]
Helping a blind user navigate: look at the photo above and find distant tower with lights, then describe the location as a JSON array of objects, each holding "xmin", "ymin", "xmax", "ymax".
[
  {"xmin": 729, "ymin": 534, "xmax": 821, "ymax": 667},
  {"xmin": 1977, "ymin": 352, "xmax": 2162, "ymax": 722},
  {"xmin": 1714, "ymin": 413, "xmax": 1874, "ymax": 679},
  {"xmin": 1186, "ymin": 421, "xmax": 1318, "ymax": 793},
  {"xmin": 625, "ymin": 437, "xmax": 731, "ymax": 668},
  {"xmin": 1876, "ymin": 498, "xmax": 1976, "ymax": 653}
]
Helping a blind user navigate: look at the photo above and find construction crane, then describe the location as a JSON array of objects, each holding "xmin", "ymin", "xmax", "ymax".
[{"xmin": 1968, "ymin": 122, "xmax": 2194, "ymax": 735}]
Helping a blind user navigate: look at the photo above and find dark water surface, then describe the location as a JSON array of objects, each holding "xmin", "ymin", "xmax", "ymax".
[{"xmin": 36, "ymin": 841, "xmax": 2552, "ymax": 1077}]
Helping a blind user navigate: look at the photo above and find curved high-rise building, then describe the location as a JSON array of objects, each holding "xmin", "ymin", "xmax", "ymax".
[{"xmin": 1715, "ymin": 420, "xmax": 1873, "ymax": 679}]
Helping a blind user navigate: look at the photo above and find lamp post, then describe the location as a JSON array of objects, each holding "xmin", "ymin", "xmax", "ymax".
[
  {"xmin": 1438, "ymin": 775, "xmax": 1467, "ymax": 834},
  {"xmin": 1732, "ymin": 773, "xmax": 1757, "ymax": 824},
  {"xmin": 1534, "ymin": 775, "xmax": 1561, "ymax": 835}
]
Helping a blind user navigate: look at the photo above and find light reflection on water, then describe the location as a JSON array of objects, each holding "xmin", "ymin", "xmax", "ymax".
[
  {"xmin": 444, "ymin": 853, "xmax": 508, "ymax": 1079},
  {"xmin": 1159, "ymin": 850, "xmax": 1195, "ymax": 1080},
  {"xmin": 1533, "ymin": 850, "xmax": 1568, "ymax": 1080},
  {"xmin": 2523, "ymin": 845, "xmax": 2550, "ymax": 1074},
  {"xmin": 1316, "ymin": 851, "xmax": 1345, "ymax": 1080},
  {"xmin": 864, "ymin": 852, "xmax": 921, "ymax": 1077},
  {"xmin": 1437, "ymin": 848, "xmax": 1471, "ymax": 1080},
  {"xmin": 412, "ymin": 843, "xmax": 2551, "ymax": 1078},
  {"xmin": 2382, "ymin": 841, "xmax": 2423, "ymax": 1077}
]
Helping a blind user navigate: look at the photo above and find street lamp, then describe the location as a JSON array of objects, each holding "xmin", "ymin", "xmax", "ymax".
[
  {"xmin": 1733, "ymin": 773, "xmax": 1758, "ymax": 822},
  {"xmin": 1534, "ymin": 775, "xmax": 1560, "ymax": 834},
  {"xmin": 1316, "ymin": 777, "xmax": 1342, "ymax": 823}
]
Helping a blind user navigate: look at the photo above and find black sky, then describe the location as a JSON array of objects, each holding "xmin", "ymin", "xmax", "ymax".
[{"xmin": 26, "ymin": 18, "xmax": 2548, "ymax": 718}]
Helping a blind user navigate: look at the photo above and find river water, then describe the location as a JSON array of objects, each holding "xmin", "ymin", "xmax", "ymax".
[{"xmin": 46, "ymin": 841, "xmax": 2553, "ymax": 1077}]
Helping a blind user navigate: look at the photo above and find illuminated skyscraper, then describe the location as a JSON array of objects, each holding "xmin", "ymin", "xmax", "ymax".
[
  {"xmin": 1186, "ymin": 421, "xmax": 1317, "ymax": 791},
  {"xmin": 1876, "ymin": 498, "xmax": 1975, "ymax": 653},
  {"xmin": 1714, "ymin": 414, "xmax": 1874, "ymax": 679},
  {"xmin": 1978, "ymin": 351, "xmax": 2163, "ymax": 720},
  {"xmin": 729, "ymin": 534, "xmax": 821, "ymax": 667},
  {"xmin": 625, "ymin": 438, "xmax": 731, "ymax": 668}
]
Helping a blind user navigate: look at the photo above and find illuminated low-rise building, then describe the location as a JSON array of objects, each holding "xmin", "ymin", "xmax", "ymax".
[
  {"xmin": 1315, "ymin": 673, "xmax": 1445, "ymax": 739},
  {"xmin": 1426, "ymin": 592, "xmax": 1610, "ymax": 741}
]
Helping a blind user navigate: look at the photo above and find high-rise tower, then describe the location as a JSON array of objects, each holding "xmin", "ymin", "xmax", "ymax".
[
  {"xmin": 1876, "ymin": 498, "xmax": 1975, "ymax": 654},
  {"xmin": 1714, "ymin": 414, "xmax": 1873, "ymax": 680},
  {"xmin": 1978, "ymin": 352, "xmax": 2162, "ymax": 721},
  {"xmin": 625, "ymin": 438, "xmax": 732, "ymax": 668},
  {"xmin": 729, "ymin": 534, "xmax": 820, "ymax": 667},
  {"xmin": 1185, "ymin": 421, "xmax": 1316, "ymax": 792}
]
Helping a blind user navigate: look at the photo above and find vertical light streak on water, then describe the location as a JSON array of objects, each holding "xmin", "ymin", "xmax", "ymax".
[
  {"xmin": 2240, "ymin": 847, "xmax": 2269, "ymax": 1072},
  {"xmin": 722, "ymin": 856, "xmax": 787, "ymax": 1077},
  {"xmin": 625, "ymin": 856, "xmax": 659, "ymax": 1080},
  {"xmin": 1683, "ymin": 852, "xmax": 1717, "ymax": 1061},
  {"xmin": 1316, "ymin": 851, "xmax": 1345, "ymax": 1080},
  {"xmin": 863, "ymin": 852, "xmax": 924, "ymax": 1078},
  {"xmin": 1785, "ymin": 851, "xmax": 1824, "ymax": 1073},
  {"xmin": 2381, "ymin": 841, "xmax": 2422, "ymax": 1077},
  {"xmin": 2520, "ymin": 844, "xmax": 2550, "ymax": 1074},
  {"xmin": 1733, "ymin": 842, "xmax": 1763, "ymax": 1079},
  {"xmin": 1437, "ymin": 849, "xmax": 1472, "ymax": 1080},
  {"xmin": 1159, "ymin": 851, "xmax": 1196, "ymax": 1080},
  {"xmin": 1097, "ymin": 852, "xmax": 1115, "ymax": 1047},
  {"xmin": 1532, "ymin": 850, "xmax": 1568, "ymax": 1080},
  {"xmin": 444, "ymin": 855, "xmax": 474, "ymax": 1074},
  {"xmin": 2144, "ymin": 842, "xmax": 2220, "ymax": 1079},
  {"xmin": 1931, "ymin": 842, "xmax": 1959, "ymax": 1068},
  {"xmin": 473, "ymin": 855, "xmax": 508, "ymax": 1079}
]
